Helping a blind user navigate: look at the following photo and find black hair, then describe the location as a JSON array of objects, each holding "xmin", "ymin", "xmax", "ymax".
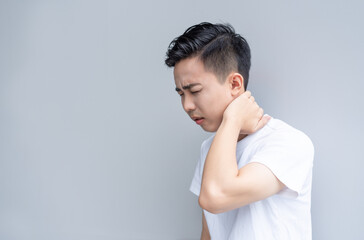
[{"xmin": 165, "ymin": 22, "xmax": 251, "ymax": 90}]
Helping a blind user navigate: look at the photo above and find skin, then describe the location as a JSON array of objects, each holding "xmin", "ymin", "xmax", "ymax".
[
  {"xmin": 174, "ymin": 56, "xmax": 285, "ymax": 216},
  {"xmin": 174, "ymin": 56, "xmax": 246, "ymax": 138},
  {"xmin": 201, "ymin": 210, "xmax": 210, "ymax": 240}
]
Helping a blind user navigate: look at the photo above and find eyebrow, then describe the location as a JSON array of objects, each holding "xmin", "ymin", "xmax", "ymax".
[{"xmin": 175, "ymin": 83, "xmax": 202, "ymax": 92}]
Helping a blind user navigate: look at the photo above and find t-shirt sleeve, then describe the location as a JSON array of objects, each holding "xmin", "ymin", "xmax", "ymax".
[
  {"xmin": 247, "ymin": 131, "xmax": 314, "ymax": 198},
  {"xmin": 189, "ymin": 140, "xmax": 206, "ymax": 197}
]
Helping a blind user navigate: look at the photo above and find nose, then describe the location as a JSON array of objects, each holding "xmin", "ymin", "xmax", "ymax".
[{"xmin": 182, "ymin": 95, "xmax": 196, "ymax": 113}]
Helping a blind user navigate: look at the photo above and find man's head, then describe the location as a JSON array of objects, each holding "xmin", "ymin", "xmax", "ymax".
[{"xmin": 165, "ymin": 22, "xmax": 252, "ymax": 132}]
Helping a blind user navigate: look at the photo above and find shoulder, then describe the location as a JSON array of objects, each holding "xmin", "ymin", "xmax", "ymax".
[
  {"xmin": 253, "ymin": 118, "xmax": 315, "ymax": 159},
  {"xmin": 267, "ymin": 118, "xmax": 313, "ymax": 146}
]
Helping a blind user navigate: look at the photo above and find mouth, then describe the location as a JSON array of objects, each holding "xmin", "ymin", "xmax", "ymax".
[{"xmin": 192, "ymin": 117, "xmax": 205, "ymax": 125}]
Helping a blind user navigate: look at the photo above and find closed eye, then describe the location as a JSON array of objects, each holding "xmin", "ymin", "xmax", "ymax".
[{"xmin": 177, "ymin": 90, "xmax": 201, "ymax": 97}]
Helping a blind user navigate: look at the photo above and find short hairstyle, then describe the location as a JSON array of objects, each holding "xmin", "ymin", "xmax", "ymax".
[{"xmin": 165, "ymin": 22, "xmax": 251, "ymax": 90}]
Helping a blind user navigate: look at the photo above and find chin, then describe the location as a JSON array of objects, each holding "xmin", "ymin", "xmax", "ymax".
[{"xmin": 201, "ymin": 124, "xmax": 218, "ymax": 133}]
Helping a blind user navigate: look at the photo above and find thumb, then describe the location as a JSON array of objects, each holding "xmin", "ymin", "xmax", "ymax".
[{"xmin": 255, "ymin": 114, "xmax": 271, "ymax": 131}]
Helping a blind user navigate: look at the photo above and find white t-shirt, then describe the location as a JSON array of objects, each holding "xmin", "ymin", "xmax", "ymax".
[{"xmin": 189, "ymin": 116, "xmax": 314, "ymax": 240}]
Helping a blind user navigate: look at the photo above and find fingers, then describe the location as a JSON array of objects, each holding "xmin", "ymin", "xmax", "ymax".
[
  {"xmin": 258, "ymin": 107, "xmax": 264, "ymax": 116},
  {"xmin": 255, "ymin": 114, "xmax": 271, "ymax": 131},
  {"xmin": 246, "ymin": 92, "xmax": 255, "ymax": 104},
  {"xmin": 251, "ymin": 99, "xmax": 261, "ymax": 116},
  {"xmin": 244, "ymin": 91, "xmax": 264, "ymax": 117},
  {"xmin": 244, "ymin": 90, "xmax": 252, "ymax": 98}
]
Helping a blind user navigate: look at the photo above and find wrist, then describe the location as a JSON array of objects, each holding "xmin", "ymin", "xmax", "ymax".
[{"xmin": 219, "ymin": 116, "xmax": 241, "ymax": 135}]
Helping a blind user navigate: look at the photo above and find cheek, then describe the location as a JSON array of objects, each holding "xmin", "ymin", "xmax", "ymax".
[
  {"xmin": 201, "ymin": 101, "xmax": 227, "ymax": 130},
  {"xmin": 207, "ymin": 93, "xmax": 231, "ymax": 116}
]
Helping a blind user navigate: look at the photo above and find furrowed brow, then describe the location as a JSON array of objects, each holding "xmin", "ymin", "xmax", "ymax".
[{"xmin": 175, "ymin": 83, "xmax": 201, "ymax": 92}]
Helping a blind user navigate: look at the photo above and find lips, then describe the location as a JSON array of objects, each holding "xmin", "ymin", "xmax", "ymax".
[
  {"xmin": 191, "ymin": 116, "xmax": 204, "ymax": 121},
  {"xmin": 191, "ymin": 116, "xmax": 204, "ymax": 125},
  {"xmin": 195, "ymin": 118, "xmax": 204, "ymax": 125}
]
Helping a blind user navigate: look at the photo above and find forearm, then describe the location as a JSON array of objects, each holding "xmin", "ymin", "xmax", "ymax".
[
  {"xmin": 201, "ymin": 231, "xmax": 211, "ymax": 240},
  {"xmin": 200, "ymin": 118, "xmax": 240, "ymax": 200}
]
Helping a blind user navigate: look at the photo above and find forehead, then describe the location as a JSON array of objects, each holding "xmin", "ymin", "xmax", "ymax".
[{"xmin": 173, "ymin": 57, "xmax": 210, "ymax": 87}]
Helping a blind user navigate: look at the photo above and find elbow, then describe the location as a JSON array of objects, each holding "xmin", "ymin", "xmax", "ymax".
[{"xmin": 198, "ymin": 187, "xmax": 224, "ymax": 214}]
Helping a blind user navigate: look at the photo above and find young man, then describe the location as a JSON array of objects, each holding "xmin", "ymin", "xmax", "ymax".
[{"xmin": 165, "ymin": 22, "xmax": 314, "ymax": 240}]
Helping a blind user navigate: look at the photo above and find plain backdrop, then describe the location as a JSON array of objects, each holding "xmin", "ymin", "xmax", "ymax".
[{"xmin": 1, "ymin": 0, "xmax": 363, "ymax": 239}]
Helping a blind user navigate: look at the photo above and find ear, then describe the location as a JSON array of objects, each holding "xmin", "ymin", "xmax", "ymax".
[{"xmin": 227, "ymin": 73, "xmax": 245, "ymax": 96}]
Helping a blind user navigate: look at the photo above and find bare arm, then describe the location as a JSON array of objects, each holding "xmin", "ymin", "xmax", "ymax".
[
  {"xmin": 201, "ymin": 210, "xmax": 210, "ymax": 240},
  {"xmin": 199, "ymin": 91, "xmax": 284, "ymax": 214},
  {"xmin": 199, "ymin": 118, "xmax": 285, "ymax": 214}
]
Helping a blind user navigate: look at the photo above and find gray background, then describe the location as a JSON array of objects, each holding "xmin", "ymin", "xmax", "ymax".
[{"xmin": 1, "ymin": 0, "xmax": 363, "ymax": 239}]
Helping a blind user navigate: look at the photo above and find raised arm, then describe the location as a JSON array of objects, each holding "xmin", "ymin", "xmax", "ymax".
[
  {"xmin": 198, "ymin": 91, "xmax": 284, "ymax": 214},
  {"xmin": 201, "ymin": 210, "xmax": 210, "ymax": 240}
]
